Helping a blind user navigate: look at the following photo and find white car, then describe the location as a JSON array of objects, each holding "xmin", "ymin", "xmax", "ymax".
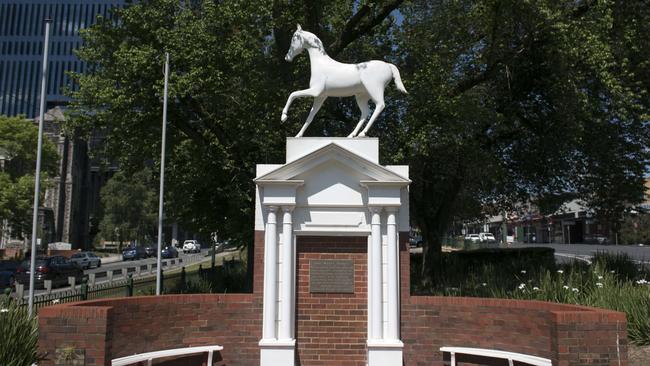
[
  {"xmin": 70, "ymin": 252, "xmax": 102, "ymax": 269},
  {"xmin": 479, "ymin": 232, "xmax": 496, "ymax": 243},
  {"xmin": 182, "ymin": 240, "xmax": 201, "ymax": 253},
  {"xmin": 464, "ymin": 234, "xmax": 480, "ymax": 243}
]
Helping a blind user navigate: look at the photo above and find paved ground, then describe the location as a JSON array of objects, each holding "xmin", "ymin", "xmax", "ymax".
[{"xmin": 630, "ymin": 345, "xmax": 650, "ymax": 366}]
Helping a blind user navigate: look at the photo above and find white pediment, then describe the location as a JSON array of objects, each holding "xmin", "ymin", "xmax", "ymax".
[{"xmin": 254, "ymin": 143, "xmax": 410, "ymax": 184}]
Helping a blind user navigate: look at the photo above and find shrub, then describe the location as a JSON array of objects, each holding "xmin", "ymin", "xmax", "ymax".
[
  {"xmin": 411, "ymin": 249, "xmax": 650, "ymax": 345},
  {"xmin": 0, "ymin": 293, "xmax": 44, "ymax": 366}
]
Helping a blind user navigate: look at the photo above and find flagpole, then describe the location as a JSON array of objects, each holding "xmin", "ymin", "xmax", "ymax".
[
  {"xmin": 28, "ymin": 18, "xmax": 52, "ymax": 316},
  {"xmin": 156, "ymin": 53, "xmax": 170, "ymax": 295}
]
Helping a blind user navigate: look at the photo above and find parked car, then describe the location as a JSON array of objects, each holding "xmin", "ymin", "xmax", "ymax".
[
  {"xmin": 479, "ymin": 232, "xmax": 496, "ymax": 243},
  {"xmin": 409, "ymin": 235, "xmax": 423, "ymax": 247},
  {"xmin": 182, "ymin": 240, "xmax": 201, "ymax": 254},
  {"xmin": 161, "ymin": 246, "xmax": 179, "ymax": 259},
  {"xmin": 122, "ymin": 246, "xmax": 147, "ymax": 261},
  {"xmin": 0, "ymin": 260, "xmax": 19, "ymax": 289},
  {"xmin": 70, "ymin": 251, "xmax": 102, "ymax": 269},
  {"xmin": 15, "ymin": 256, "xmax": 84, "ymax": 289},
  {"xmin": 143, "ymin": 244, "xmax": 156, "ymax": 258},
  {"xmin": 465, "ymin": 234, "xmax": 480, "ymax": 243}
]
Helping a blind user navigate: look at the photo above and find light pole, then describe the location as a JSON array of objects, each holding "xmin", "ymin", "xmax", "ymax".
[
  {"xmin": 156, "ymin": 53, "xmax": 170, "ymax": 296},
  {"xmin": 28, "ymin": 18, "xmax": 52, "ymax": 317}
]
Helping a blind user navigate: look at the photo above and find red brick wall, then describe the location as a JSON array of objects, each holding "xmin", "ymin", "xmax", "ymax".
[
  {"xmin": 38, "ymin": 294, "xmax": 262, "ymax": 366},
  {"xmin": 295, "ymin": 236, "xmax": 368, "ymax": 366},
  {"xmin": 37, "ymin": 229, "xmax": 628, "ymax": 366},
  {"xmin": 401, "ymin": 296, "xmax": 628, "ymax": 366}
]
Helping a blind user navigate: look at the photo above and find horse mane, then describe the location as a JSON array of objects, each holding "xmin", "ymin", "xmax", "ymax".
[{"xmin": 301, "ymin": 31, "xmax": 327, "ymax": 55}]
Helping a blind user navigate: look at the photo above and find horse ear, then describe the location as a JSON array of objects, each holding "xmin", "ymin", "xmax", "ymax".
[{"xmin": 297, "ymin": 24, "xmax": 302, "ymax": 31}]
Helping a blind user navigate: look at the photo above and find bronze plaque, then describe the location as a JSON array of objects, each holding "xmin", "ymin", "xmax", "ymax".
[{"xmin": 310, "ymin": 259, "xmax": 354, "ymax": 293}]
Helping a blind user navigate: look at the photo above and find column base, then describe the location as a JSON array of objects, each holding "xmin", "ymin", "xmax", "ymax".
[
  {"xmin": 259, "ymin": 339, "xmax": 295, "ymax": 366},
  {"xmin": 367, "ymin": 339, "xmax": 403, "ymax": 366}
]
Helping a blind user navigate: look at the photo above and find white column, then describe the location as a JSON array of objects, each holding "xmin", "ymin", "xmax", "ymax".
[
  {"xmin": 386, "ymin": 207, "xmax": 399, "ymax": 340},
  {"xmin": 263, "ymin": 206, "xmax": 278, "ymax": 340},
  {"xmin": 279, "ymin": 206, "xmax": 294, "ymax": 340},
  {"xmin": 369, "ymin": 206, "xmax": 383, "ymax": 340}
]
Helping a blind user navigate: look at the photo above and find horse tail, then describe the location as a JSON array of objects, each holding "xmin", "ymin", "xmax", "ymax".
[{"xmin": 389, "ymin": 63, "xmax": 408, "ymax": 94}]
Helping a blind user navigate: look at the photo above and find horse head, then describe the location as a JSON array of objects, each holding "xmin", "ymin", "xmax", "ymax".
[{"xmin": 285, "ymin": 24, "xmax": 325, "ymax": 62}]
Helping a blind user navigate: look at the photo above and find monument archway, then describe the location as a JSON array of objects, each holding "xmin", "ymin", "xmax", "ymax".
[{"xmin": 255, "ymin": 138, "xmax": 410, "ymax": 366}]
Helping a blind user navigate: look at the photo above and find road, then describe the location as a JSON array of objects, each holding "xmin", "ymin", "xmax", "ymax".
[
  {"xmin": 511, "ymin": 242, "xmax": 650, "ymax": 264},
  {"xmin": 15, "ymin": 249, "xmax": 231, "ymax": 298}
]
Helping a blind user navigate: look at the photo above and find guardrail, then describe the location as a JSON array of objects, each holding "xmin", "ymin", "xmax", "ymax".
[{"xmin": 10, "ymin": 253, "xmax": 209, "ymax": 313}]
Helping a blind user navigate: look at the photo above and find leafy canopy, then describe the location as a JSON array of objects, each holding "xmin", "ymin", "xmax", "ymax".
[{"xmin": 0, "ymin": 115, "xmax": 58, "ymax": 237}]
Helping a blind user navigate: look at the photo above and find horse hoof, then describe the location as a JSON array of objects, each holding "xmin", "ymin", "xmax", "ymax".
[
  {"xmin": 281, "ymin": 114, "xmax": 288, "ymax": 122},
  {"xmin": 347, "ymin": 133, "xmax": 356, "ymax": 138},
  {"xmin": 295, "ymin": 133, "xmax": 303, "ymax": 138},
  {"xmin": 358, "ymin": 132, "xmax": 367, "ymax": 137}
]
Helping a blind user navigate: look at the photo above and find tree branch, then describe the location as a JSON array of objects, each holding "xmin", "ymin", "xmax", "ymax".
[{"xmin": 328, "ymin": 0, "xmax": 404, "ymax": 57}]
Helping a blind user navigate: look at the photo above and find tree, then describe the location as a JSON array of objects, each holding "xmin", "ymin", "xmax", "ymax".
[
  {"xmin": 393, "ymin": 0, "xmax": 649, "ymax": 278},
  {"xmin": 65, "ymin": 0, "xmax": 402, "ymax": 256},
  {"xmin": 66, "ymin": 0, "xmax": 649, "ymax": 281},
  {"xmin": 98, "ymin": 169, "xmax": 157, "ymax": 247},
  {"xmin": 0, "ymin": 116, "xmax": 58, "ymax": 238}
]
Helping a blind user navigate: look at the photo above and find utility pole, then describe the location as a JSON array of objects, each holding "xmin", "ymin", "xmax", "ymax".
[
  {"xmin": 156, "ymin": 53, "xmax": 170, "ymax": 296},
  {"xmin": 28, "ymin": 18, "xmax": 52, "ymax": 317}
]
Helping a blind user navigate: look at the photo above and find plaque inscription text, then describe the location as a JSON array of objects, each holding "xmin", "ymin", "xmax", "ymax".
[{"xmin": 310, "ymin": 259, "xmax": 354, "ymax": 293}]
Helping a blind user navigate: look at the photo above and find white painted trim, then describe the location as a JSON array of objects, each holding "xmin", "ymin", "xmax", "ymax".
[
  {"xmin": 259, "ymin": 339, "xmax": 296, "ymax": 347},
  {"xmin": 255, "ymin": 143, "xmax": 410, "ymax": 183},
  {"xmin": 439, "ymin": 347, "xmax": 552, "ymax": 366},
  {"xmin": 256, "ymin": 180, "xmax": 305, "ymax": 186},
  {"xmin": 111, "ymin": 345, "xmax": 223, "ymax": 366}
]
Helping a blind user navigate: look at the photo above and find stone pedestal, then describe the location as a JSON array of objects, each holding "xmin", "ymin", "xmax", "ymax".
[{"xmin": 255, "ymin": 138, "xmax": 410, "ymax": 366}]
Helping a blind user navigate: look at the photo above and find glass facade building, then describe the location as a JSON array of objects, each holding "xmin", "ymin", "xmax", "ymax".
[{"xmin": 0, "ymin": 0, "xmax": 124, "ymax": 118}]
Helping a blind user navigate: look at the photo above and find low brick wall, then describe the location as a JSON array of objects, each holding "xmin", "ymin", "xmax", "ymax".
[
  {"xmin": 37, "ymin": 230, "xmax": 628, "ymax": 366},
  {"xmin": 402, "ymin": 296, "xmax": 628, "ymax": 366},
  {"xmin": 38, "ymin": 294, "xmax": 262, "ymax": 366}
]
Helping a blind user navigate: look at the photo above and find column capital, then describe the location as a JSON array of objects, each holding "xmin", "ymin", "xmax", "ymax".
[
  {"xmin": 281, "ymin": 205, "xmax": 295, "ymax": 213},
  {"xmin": 265, "ymin": 205, "xmax": 279, "ymax": 211},
  {"xmin": 368, "ymin": 206, "xmax": 383, "ymax": 214}
]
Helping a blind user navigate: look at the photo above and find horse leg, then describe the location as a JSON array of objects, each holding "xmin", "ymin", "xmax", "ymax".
[
  {"xmin": 296, "ymin": 96, "xmax": 327, "ymax": 138},
  {"xmin": 358, "ymin": 87, "xmax": 385, "ymax": 137},
  {"xmin": 281, "ymin": 86, "xmax": 324, "ymax": 122},
  {"xmin": 348, "ymin": 95, "xmax": 370, "ymax": 138}
]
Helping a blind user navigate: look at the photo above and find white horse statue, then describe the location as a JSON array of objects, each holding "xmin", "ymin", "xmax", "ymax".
[{"xmin": 282, "ymin": 25, "xmax": 407, "ymax": 138}]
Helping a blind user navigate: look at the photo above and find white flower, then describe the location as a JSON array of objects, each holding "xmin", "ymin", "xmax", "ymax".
[
  {"xmin": 520, "ymin": 270, "xmax": 527, "ymax": 274},
  {"xmin": 0, "ymin": 308, "xmax": 8, "ymax": 313},
  {"xmin": 563, "ymin": 285, "xmax": 569, "ymax": 290},
  {"xmin": 597, "ymin": 275, "xmax": 603, "ymax": 280},
  {"xmin": 52, "ymin": 299, "xmax": 60, "ymax": 304},
  {"xmin": 557, "ymin": 270, "xmax": 564, "ymax": 274},
  {"xmin": 481, "ymin": 283, "xmax": 487, "ymax": 287},
  {"xmin": 533, "ymin": 287, "xmax": 540, "ymax": 291},
  {"xmin": 518, "ymin": 283, "xmax": 526, "ymax": 290},
  {"xmin": 610, "ymin": 270, "xmax": 615, "ymax": 274},
  {"xmin": 572, "ymin": 288, "xmax": 579, "ymax": 293},
  {"xmin": 636, "ymin": 279, "xmax": 648, "ymax": 285},
  {"xmin": 596, "ymin": 282, "xmax": 604, "ymax": 288}
]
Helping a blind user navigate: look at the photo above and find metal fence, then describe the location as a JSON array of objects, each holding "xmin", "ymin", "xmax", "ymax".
[{"xmin": 12, "ymin": 257, "xmax": 206, "ymax": 313}]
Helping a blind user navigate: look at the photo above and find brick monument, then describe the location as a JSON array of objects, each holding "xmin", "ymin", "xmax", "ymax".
[{"xmin": 255, "ymin": 138, "xmax": 410, "ymax": 366}]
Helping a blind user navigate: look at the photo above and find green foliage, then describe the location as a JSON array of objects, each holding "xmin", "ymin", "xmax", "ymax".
[
  {"xmin": 0, "ymin": 293, "xmax": 44, "ymax": 366},
  {"xmin": 65, "ymin": 0, "xmax": 649, "ymax": 281},
  {"xmin": 413, "ymin": 251, "xmax": 650, "ymax": 345},
  {"xmin": 0, "ymin": 115, "xmax": 58, "ymax": 237},
  {"xmin": 98, "ymin": 169, "xmax": 157, "ymax": 245},
  {"xmin": 397, "ymin": 0, "xmax": 650, "ymax": 278},
  {"xmin": 174, "ymin": 259, "xmax": 248, "ymax": 294},
  {"xmin": 619, "ymin": 213, "xmax": 650, "ymax": 245},
  {"xmin": 66, "ymin": 0, "xmax": 403, "ymax": 248}
]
